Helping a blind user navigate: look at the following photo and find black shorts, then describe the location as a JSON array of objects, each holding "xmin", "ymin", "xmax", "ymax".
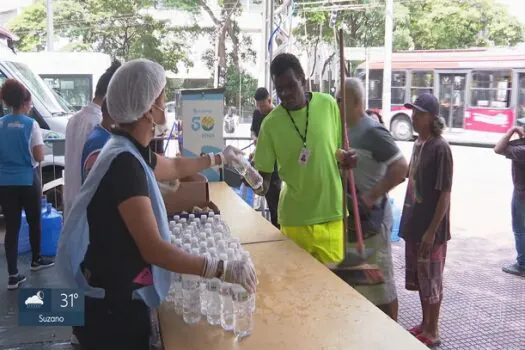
[{"xmin": 74, "ymin": 297, "xmax": 151, "ymax": 350}]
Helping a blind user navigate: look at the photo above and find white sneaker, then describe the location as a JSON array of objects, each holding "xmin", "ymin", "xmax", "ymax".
[{"xmin": 70, "ymin": 333, "xmax": 79, "ymax": 345}]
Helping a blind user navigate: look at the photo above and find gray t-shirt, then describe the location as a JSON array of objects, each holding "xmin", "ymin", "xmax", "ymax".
[{"xmin": 348, "ymin": 115, "xmax": 403, "ymax": 224}]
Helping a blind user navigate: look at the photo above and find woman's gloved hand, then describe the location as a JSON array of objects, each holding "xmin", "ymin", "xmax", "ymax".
[
  {"xmin": 223, "ymin": 259, "xmax": 257, "ymax": 293},
  {"xmin": 220, "ymin": 145, "xmax": 244, "ymax": 166},
  {"xmin": 202, "ymin": 257, "xmax": 257, "ymax": 293}
]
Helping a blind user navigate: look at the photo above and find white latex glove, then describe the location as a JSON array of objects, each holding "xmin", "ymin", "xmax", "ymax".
[
  {"xmin": 223, "ymin": 259, "xmax": 257, "ymax": 293},
  {"xmin": 220, "ymin": 145, "xmax": 244, "ymax": 166},
  {"xmin": 202, "ymin": 257, "xmax": 257, "ymax": 293}
]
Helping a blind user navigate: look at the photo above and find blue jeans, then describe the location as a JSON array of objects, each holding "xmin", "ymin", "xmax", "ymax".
[{"xmin": 511, "ymin": 191, "xmax": 525, "ymax": 268}]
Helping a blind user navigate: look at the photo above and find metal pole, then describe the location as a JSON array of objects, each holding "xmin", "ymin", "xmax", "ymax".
[
  {"xmin": 46, "ymin": 0, "xmax": 54, "ymax": 51},
  {"xmin": 365, "ymin": 47, "xmax": 369, "ymax": 110},
  {"xmin": 319, "ymin": 23, "xmax": 324, "ymax": 93},
  {"xmin": 382, "ymin": 0, "xmax": 393, "ymax": 116},
  {"xmin": 268, "ymin": 0, "xmax": 274, "ymax": 94},
  {"xmin": 213, "ymin": 35, "xmax": 220, "ymax": 88}
]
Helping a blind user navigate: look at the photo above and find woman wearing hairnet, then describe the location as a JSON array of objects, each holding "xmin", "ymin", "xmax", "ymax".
[{"xmin": 57, "ymin": 59, "xmax": 257, "ymax": 349}]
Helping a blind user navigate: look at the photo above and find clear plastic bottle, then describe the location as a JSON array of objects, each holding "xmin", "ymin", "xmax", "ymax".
[
  {"xmin": 200, "ymin": 214, "xmax": 208, "ymax": 227},
  {"xmin": 169, "ymin": 220, "xmax": 176, "ymax": 230},
  {"xmin": 190, "ymin": 222, "xmax": 199, "ymax": 235},
  {"xmin": 213, "ymin": 232, "xmax": 223, "ymax": 243},
  {"xmin": 204, "ymin": 223, "xmax": 213, "ymax": 232},
  {"xmin": 219, "ymin": 253, "xmax": 234, "ymax": 331},
  {"xmin": 204, "ymin": 227, "xmax": 213, "ymax": 237},
  {"xmin": 241, "ymin": 252, "xmax": 256, "ymax": 313},
  {"xmin": 200, "ymin": 253, "xmax": 211, "ymax": 316},
  {"xmin": 226, "ymin": 248, "xmax": 236, "ymax": 262},
  {"xmin": 206, "ymin": 237, "xmax": 215, "ymax": 250},
  {"xmin": 191, "ymin": 248, "xmax": 200, "ymax": 257},
  {"xmin": 169, "ymin": 234, "xmax": 176, "ymax": 245},
  {"xmin": 174, "ymin": 238, "xmax": 183, "ymax": 249},
  {"xmin": 217, "ymin": 240, "xmax": 227, "ymax": 256},
  {"xmin": 188, "ymin": 213, "xmax": 195, "ymax": 222},
  {"xmin": 182, "ymin": 274, "xmax": 201, "ymax": 324},
  {"xmin": 206, "ymin": 278, "xmax": 221, "ymax": 325},
  {"xmin": 232, "ymin": 155, "xmax": 263, "ymax": 191},
  {"xmin": 190, "ymin": 237, "xmax": 199, "ymax": 249},
  {"xmin": 172, "ymin": 226, "xmax": 182, "ymax": 238},
  {"xmin": 233, "ymin": 286, "xmax": 253, "ymax": 338},
  {"xmin": 183, "ymin": 243, "xmax": 192, "ymax": 253},
  {"xmin": 182, "ymin": 233, "xmax": 192, "ymax": 245},
  {"xmin": 171, "ymin": 273, "xmax": 183, "ymax": 315},
  {"xmin": 180, "ymin": 218, "xmax": 188, "ymax": 229},
  {"xmin": 198, "ymin": 231, "xmax": 207, "ymax": 242},
  {"xmin": 199, "ymin": 241, "xmax": 208, "ymax": 256},
  {"xmin": 208, "ymin": 247, "xmax": 218, "ymax": 259},
  {"xmin": 175, "ymin": 223, "xmax": 183, "ymax": 233},
  {"xmin": 208, "ymin": 211, "xmax": 215, "ymax": 219},
  {"xmin": 229, "ymin": 237, "xmax": 241, "ymax": 251}
]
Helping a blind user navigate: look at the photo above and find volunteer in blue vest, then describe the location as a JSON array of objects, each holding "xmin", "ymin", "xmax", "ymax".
[
  {"xmin": 57, "ymin": 59, "xmax": 257, "ymax": 349},
  {"xmin": 0, "ymin": 79, "xmax": 54, "ymax": 290}
]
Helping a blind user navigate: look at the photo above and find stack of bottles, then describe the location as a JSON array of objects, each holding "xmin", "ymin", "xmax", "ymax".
[{"xmin": 164, "ymin": 211, "xmax": 254, "ymax": 338}]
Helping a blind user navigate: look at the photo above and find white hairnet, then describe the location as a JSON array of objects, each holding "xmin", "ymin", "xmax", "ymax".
[{"xmin": 106, "ymin": 59, "xmax": 166, "ymax": 124}]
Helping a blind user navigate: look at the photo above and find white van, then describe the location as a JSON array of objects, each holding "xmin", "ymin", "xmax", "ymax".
[{"xmin": 0, "ymin": 32, "xmax": 72, "ymax": 208}]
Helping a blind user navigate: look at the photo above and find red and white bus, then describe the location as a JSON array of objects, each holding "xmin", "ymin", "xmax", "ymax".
[{"xmin": 356, "ymin": 47, "xmax": 525, "ymax": 144}]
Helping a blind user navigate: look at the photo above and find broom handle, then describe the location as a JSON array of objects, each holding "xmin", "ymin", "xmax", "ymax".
[{"xmin": 338, "ymin": 29, "xmax": 365, "ymax": 255}]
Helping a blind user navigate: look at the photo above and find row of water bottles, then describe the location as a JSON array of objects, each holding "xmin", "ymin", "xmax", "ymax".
[{"xmin": 165, "ymin": 212, "xmax": 254, "ymax": 338}]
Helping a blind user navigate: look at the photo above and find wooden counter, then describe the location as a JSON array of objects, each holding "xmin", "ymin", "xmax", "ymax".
[
  {"xmin": 209, "ymin": 182, "xmax": 287, "ymax": 244},
  {"xmin": 159, "ymin": 239, "xmax": 426, "ymax": 350}
]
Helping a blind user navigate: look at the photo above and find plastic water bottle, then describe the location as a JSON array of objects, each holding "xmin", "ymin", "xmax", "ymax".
[
  {"xmin": 229, "ymin": 237, "xmax": 241, "ymax": 251},
  {"xmin": 198, "ymin": 231, "xmax": 207, "ymax": 242},
  {"xmin": 206, "ymin": 278, "xmax": 221, "ymax": 325},
  {"xmin": 205, "ymin": 223, "xmax": 213, "ymax": 232},
  {"xmin": 227, "ymin": 248, "xmax": 236, "ymax": 261},
  {"xmin": 182, "ymin": 233, "xmax": 192, "ymax": 245},
  {"xmin": 172, "ymin": 227, "xmax": 182, "ymax": 238},
  {"xmin": 182, "ymin": 274, "xmax": 201, "ymax": 324},
  {"xmin": 188, "ymin": 213, "xmax": 195, "ymax": 222},
  {"xmin": 190, "ymin": 237, "xmax": 199, "ymax": 249},
  {"xmin": 190, "ymin": 222, "xmax": 198, "ymax": 235},
  {"xmin": 169, "ymin": 221, "xmax": 176, "ymax": 230},
  {"xmin": 219, "ymin": 253, "xmax": 234, "ymax": 331},
  {"xmin": 208, "ymin": 211, "xmax": 215, "ymax": 218},
  {"xmin": 180, "ymin": 218, "xmax": 188, "ymax": 229},
  {"xmin": 204, "ymin": 227, "xmax": 213, "ymax": 237},
  {"xmin": 217, "ymin": 240, "xmax": 227, "ymax": 256},
  {"xmin": 174, "ymin": 238, "xmax": 182, "ymax": 248},
  {"xmin": 206, "ymin": 237, "xmax": 215, "ymax": 249},
  {"xmin": 171, "ymin": 273, "xmax": 183, "ymax": 315},
  {"xmin": 208, "ymin": 247, "xmax": 218, "ymax": 259},
  {"xmin": 233, "ymin": 286, "xmax": 253, "ymax": 338},
  {"xmin": 232, "ymin": 155, "xmax": 263, "ymax": 191},
  {"xmin": 213, "ymin": 232, "xmax": 223, "ymax": 242},
  {"xmin": 175, "ymin": 223, "xmax": 183, "ymax": 233},
  {"xmin": 200, "ymin": 253, "xmax": 211, "ymax": 316},
  {"xmin": 200, "ymin": 214, "xmax": 207, "ymax": 227},
  {"xmin": 191, "ymin": 248, "xmax": 200, "ymax": 257},
  {"xmin": 199, "ymin": 242, "xmax": 208, "ymax": 256},
  {"xmin": 183, "ymin": 243, "xmax": 192, "ymax": 253},
  {"xmin": 173, "ymin": 215, "xmax": 180, "ymax": 222},
  {"xmin": 241, "ymin": 252, "xmax": 256, "ymax": 313}
]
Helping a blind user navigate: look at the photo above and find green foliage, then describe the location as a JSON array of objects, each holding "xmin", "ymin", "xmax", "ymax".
[
  {"xmin": 296, "ymin": 0, "xmax": 524, "ymax": 51},
  {"xmin": 223, "ymin": 64, "xmax": 258, "ymax": 115},
  {"xmin": 8, "ymin": 0, "xmax": 192, "ymax": 73}
]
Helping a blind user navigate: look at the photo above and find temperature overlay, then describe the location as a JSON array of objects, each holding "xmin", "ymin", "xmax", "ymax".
[{"xmin": 18, "ymin": 288, "xmax": 84, "ymax": 326}]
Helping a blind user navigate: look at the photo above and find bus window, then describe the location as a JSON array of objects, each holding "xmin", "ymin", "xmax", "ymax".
[
  {"xmin": 392, "ymin": 71, "xmax": 406, "ymax": 105},
  {"xmin": 470, "ymin": 70, "xmax": 512, "ymax": 109},
  {"xmin": 368, "ymin": 70, "xmax": 383, "ymax": 109},
  {"xmin": 411, "ymin": 71, "xmax": 434, "ymax": 101}
]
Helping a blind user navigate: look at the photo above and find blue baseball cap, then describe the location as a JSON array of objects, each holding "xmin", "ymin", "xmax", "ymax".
[{"xmin": 404, "ymin": 93, "xmax": 439, "ymax": 118}]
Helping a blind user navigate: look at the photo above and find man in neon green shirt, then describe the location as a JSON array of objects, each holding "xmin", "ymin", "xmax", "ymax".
[{"xmin": 254, "ymin": 53, "xmax": 354, "ymax": 264}]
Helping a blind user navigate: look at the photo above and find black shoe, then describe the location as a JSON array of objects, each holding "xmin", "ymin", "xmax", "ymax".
[
  {"xmin": 8, "ymin": 274, "xmax": 27, "ymax": 290},
  {"xmin": 31, "ymin": 257, "xmax": 55, "ymax": 271}
]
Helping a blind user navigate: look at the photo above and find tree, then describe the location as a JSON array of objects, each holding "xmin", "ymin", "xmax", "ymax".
[
  {"xmin": 164, "ymin": 0, "xmax": 258, "ymax": 109},
  {"xmin": 8, "ymin": 0, "xmax": 192, "ymax": 73}
]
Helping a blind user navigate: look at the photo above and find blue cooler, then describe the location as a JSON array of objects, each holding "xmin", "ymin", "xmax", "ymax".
[{"xmin": 390, "ymin": 197, "xmax": 401, "ymax": 242}]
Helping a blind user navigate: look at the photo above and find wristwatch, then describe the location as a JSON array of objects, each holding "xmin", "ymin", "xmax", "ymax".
[{"xmin": 215, "ymin": 260, "xmax": 225, "ymax": 279}]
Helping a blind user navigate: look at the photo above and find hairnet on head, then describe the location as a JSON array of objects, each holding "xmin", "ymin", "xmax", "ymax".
[{"xmin": 106, "ymin": 59, "xmax": 166, "ymax": 124}]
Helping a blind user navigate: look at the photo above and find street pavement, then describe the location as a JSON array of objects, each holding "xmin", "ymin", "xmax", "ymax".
[{"xmin": 0, "ymin": 140, "xmax": 523, "ymax": 349}]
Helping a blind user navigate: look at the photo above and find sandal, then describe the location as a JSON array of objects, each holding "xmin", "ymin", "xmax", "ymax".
[
  {"xmin": 416, "ymin": 334, "xmax": 442, "ymax": 348},
  {"xmin": 408, "ymin": 325, "xmax": 423, "ymax": 336}
]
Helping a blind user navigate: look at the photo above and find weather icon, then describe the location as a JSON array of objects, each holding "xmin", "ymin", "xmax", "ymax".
[{"xmin": 25, "ymin": 291, "xmax": 44, "ymax": 308}]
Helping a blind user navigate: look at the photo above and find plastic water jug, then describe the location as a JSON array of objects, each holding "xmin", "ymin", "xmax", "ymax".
[
  {"xmin": 41, "ymin": 203, "xmax": 63, "ymax": 256},
  {"xmin": 17, "ymin": 197, "xmax": 63, "ymax": 256},
  {"xmin": 390, "ymin": 197, "xmax": 401, "ymax": 242}
]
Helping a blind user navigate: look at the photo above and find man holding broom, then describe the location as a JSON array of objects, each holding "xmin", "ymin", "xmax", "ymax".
[
  {"xmin": 253, "ymin": 53, "xmax": 357, "ymax": 265},
  {"xmin": 336, "ymin": 78, "xmax": 408, "ymax": 320}
]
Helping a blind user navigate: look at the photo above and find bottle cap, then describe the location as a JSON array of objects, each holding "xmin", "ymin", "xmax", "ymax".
[
  {"xmin": 219, "ymin": 253, "xmax": 228, "ymax": 261},
  {"xmin": 174, "ymin": 239, "xmax": 183, "ymax": 247},
  {"xmin": 173, "ymin": 215, "xmax": 180, "ymax": 221},
  {"xmin": 189, "ymin": 214, "xmax": 195, "ymax": 220}
]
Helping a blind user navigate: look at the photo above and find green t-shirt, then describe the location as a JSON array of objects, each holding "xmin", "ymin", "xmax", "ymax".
[{"xmin": 254, "ymin": 92, "xmax": 343, "ymax": 226}]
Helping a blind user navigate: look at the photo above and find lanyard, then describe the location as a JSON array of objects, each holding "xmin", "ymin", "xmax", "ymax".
[{"xmin": 285, "ymin": 101, "xmax": 310, "ymax": 147}]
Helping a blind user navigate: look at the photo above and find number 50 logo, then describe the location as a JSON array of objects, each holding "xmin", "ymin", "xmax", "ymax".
[{"xmin": 192, "ymin": 115, "xmax": 215, "ymax": 132}]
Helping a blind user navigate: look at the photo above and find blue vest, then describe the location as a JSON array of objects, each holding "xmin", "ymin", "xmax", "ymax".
[
  {"xmin": 0, "ymin": 114, "xmax": 35, "ymax": 186},
  {"xmin": 56, "ymin": 135, "xmax": 172, "ymax": 308}
]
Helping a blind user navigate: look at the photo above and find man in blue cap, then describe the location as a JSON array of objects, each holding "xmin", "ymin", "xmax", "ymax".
[{"xmin": 399, "ymin": 93, "xmax": 453, "ymax": 348}]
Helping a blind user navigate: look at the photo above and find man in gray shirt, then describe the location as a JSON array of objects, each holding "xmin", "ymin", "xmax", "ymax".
[{"xmin": 337, "ymin": 78, "xmax": 408, "ymax": 320}]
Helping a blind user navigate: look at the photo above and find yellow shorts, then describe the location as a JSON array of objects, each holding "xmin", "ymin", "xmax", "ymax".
[{"xmin": 281, "ymin": 220, "xmax": 344, "ymax": 264}]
